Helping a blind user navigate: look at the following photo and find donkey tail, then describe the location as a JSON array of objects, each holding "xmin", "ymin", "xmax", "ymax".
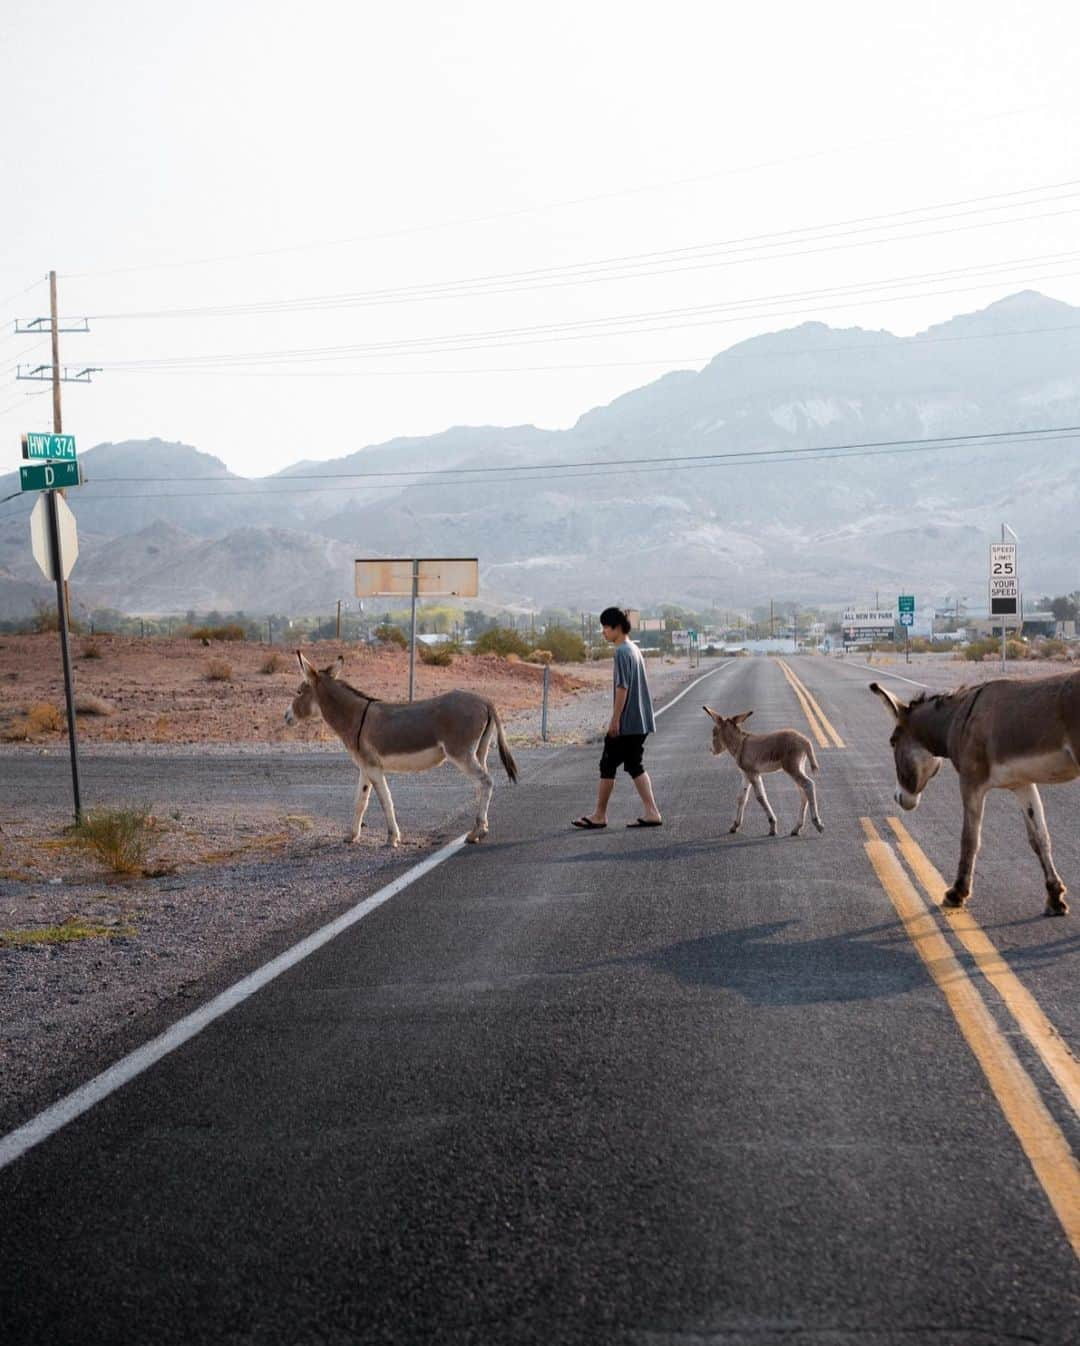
[{"xmin": 491, "ymin": 706, "xmax": 519, "ymax": 783}]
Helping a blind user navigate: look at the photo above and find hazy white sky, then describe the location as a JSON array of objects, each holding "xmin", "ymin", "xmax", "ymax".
[{"xmin": 2, "ymin": 0, "xmax": 1078, "ymax": 477}]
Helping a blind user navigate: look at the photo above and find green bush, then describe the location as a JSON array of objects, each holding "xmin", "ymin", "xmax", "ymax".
[
  {"xmin": 963, "ymin": 639, "xmax": 999, "ymax": 662},
  {"xmin": 374, "ymin": 623, "xmax": 408, "ymax": 649},
  {"xmin": 419, "ymin": 642, "xmax": 454, "ymax": 666},
  {"xmin": 541, "ymin": 627, "xmax": 587, "ymax": 662},
  {"xmin": 474, "ymin": 627, "xmax": 531, "ymax": 658},
  {"xmin": 73, "ymin": 805, "xmax": 154, "ymax": 875}
]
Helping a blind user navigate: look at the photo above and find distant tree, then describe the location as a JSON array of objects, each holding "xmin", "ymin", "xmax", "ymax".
[
  {"xmin": 542, "ymin": 627, "xmax": 587, "ymax": 662},
  {"xmin": 474, "ymin": 627, "xmax": 531, "ymax": 657}
]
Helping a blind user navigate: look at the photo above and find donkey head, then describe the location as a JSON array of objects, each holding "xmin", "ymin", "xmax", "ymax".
[
  {"xmin": 703, "ymin": 706, "xmax": 752, "ymax": 756},
  {"xmin": 284, "ymin": 651, "xmax": 343, "ymax": 725},
  {"xmin": 869, "ymin": 682, "xmax": 942, "ymax": 810}
]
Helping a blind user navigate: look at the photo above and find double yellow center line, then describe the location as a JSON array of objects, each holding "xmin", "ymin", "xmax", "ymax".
[
  {"xmin": 777, "ymin": 659, "xmax": 845, "ymax": 749},
  {"xmin": 861, "ymin": 816, "xmax": 1080, "ymax": 1259}
]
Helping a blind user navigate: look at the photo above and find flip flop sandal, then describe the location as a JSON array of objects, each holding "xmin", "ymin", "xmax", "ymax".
[
  {"xmin": 571, "ymin": 817, "xmax": 607, "ymax": 829},
  {"xmin": 627, "ymin": 819, "xmax": 663, "ymax": 828}
]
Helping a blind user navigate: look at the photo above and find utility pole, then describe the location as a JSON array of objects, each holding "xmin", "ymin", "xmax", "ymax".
[{"xmin": 15, "ymin": 271, "xmax": 98, "ymax": 822}]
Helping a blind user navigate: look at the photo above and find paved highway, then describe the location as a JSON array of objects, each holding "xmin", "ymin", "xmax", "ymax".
[{"xmin": 2, "ymin": 655, "xmax": 1078, "ymax": 1344}]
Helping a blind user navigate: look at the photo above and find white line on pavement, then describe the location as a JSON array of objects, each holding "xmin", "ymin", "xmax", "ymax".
[
  {"xmin": 0, "ymin": 834, "xmax": 469, "ymax": 1173},
  {"xmin": 656, "ymin": 659, "xmax": 735, "ymax": 717},
  {"xmin": 842, "ymin": 660, "xmax": 929, "ymax": 689}
]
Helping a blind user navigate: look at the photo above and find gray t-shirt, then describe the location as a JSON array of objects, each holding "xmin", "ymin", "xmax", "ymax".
[{"xmin": 613, "ymin": 640, "xmax": 655, "ymax": 735}]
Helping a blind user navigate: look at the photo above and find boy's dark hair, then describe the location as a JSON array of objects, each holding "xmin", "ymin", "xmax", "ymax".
[{"xmin": 600, "ymin": 606, "xmax": 631, "ymax": 634}]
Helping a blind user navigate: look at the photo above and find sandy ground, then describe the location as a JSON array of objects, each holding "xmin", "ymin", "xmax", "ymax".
[{"xmin": 839, "ymin": 648, "xmax": 1080, "ymax": 691}]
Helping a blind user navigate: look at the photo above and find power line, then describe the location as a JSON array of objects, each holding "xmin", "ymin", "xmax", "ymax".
[
  {"xmin": 81, "ymin": 181, "xmax": 1080, "ymax": 320},
  {"xmin": 56, "ymin": 99, "xmax": 1056, "ymax": 280}
]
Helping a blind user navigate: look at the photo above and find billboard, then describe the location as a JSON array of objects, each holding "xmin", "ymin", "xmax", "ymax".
[{"xmin": 355, "ymin": 557, "xmax": 479, "ymax": 598}]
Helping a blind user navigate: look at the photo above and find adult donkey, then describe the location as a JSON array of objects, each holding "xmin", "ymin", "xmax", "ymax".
[
  {"xmin": 870, "ymin": 676, "xmax": 1080, "ymax": 916},
  {"xmin": 285, "ymin": 651, "xmax": 518, "ymax": 846}
]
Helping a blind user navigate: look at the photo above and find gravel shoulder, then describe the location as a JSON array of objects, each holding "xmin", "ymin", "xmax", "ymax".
[{"xmin": 0, "ymin": 655, "xmax": 706, "ymax": 1134}]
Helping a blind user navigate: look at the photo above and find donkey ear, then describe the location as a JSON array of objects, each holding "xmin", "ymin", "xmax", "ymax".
[
  {"xmin": 297, "ymin": 650, "xmax": 317, "ymax": 682},
  {"xmin": 731, "ymin": 710, "xmax": 753, "ymax": 725},
  {"xmin": 703, "ymin": 705, "xmax": 722, "ymax": 722},
  {"xmin": 325, "ymin": 655, "xmax": 344, "ymax": 679},
  {"xmin": 869, "ymin": 681, "xmax": 905, "ymax": 720}
]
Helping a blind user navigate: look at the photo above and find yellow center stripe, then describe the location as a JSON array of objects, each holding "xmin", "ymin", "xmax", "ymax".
[
  {"xmin": 886, "ymin": 816, "xmax": 1080, "ymax": 1119},
  {"xmin": 778, "ymin": 659, "xmax": 846, "ymax": 748},
  {"xmin": 860, "ymin": 817, "xmax": 1080, "ymax": 1260}
]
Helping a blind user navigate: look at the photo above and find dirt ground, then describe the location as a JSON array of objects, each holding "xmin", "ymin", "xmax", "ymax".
[{"xmin": 0, "ymin": 633, "xmax": 595, "ymax": 746}]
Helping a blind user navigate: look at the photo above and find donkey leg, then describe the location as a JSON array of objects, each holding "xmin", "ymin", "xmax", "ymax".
[
  {"xmin": 450, "ymin": 752, "xmax": 495, "ymax": 843},
  {"xmin": 943, "ymin": 780, "xmax": 988, "ymax": 907},
  {"xmin": 367, "ymin": 768, "xmax": 401, "ymax": 847},
  {"xmin": 347, "ymin": 772, "xmax": 373, "ymax": 843},
  {"xmin": 1013, "ymin": 784, "xmax": 1069, "ymax": 916},
  {"xmin": 792, "ymin": 764, "xmax": 824, "ymax": 835},
  {"xmin": 790, "ymin": 776, "xmax": 809, "ymax": 837},
  {"xmin": 730, "ymin": 779, "xmax": 752, "ymax": 833},
  {"xmin": 750, "ymin": 774, "xmax": 779, "ymax": 836}
]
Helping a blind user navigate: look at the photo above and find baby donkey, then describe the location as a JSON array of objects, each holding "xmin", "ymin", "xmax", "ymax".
[{"xmin": 704, "ymin": 707, "xmax": 824, "ymax": 837}]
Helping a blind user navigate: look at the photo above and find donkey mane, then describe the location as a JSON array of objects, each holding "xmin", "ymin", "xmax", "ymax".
[
  {"xmin": 909, "ymin": 686, "xmax": 973, "ymax": 712},
  {"xmin": 336, "ymin": 678, "xmax": 379, "ymax": 703}
]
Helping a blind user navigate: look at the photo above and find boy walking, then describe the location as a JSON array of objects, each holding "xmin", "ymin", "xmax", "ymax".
[{"xmin": 572, "ymin": 606, "xmax": 663, "ymax": 830}]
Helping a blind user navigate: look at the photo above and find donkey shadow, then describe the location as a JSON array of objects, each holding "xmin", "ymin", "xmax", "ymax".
[{"xmin": 565, "ymin": 918, "xmax": 948, "ymax": 1006}]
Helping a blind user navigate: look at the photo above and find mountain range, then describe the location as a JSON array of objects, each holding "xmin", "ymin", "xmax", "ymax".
[{"xmin": 2, "ymin": 289, "xmax": 1079, "ymax": 620}]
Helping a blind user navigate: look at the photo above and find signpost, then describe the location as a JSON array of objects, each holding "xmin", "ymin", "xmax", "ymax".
[
  {"xmin": 19, "ymin": 459, "xmax": 82, "ymax": 492},
  {"xmin": 898, "ymin": 595, "xmax": 915, "ymax": 663},
  {"xmin": 22, "ymin": 432, "xmax": 76, "ymax": 461},
  {"xmin": 841, "ymin": 608, "xmax": 895, "ymax": 649},
  {"xmin": 990, "ymin": 530, "xmax": 1020, "ymax": 671},
  {"xmin": 356, "ymin": 557, "xmax": 479, "ymax": 701}
]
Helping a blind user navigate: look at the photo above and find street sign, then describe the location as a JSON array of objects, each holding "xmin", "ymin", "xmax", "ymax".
[
  {"xmin": 990, "ymin": 543, "xmax": 1017, "ymax": 578},
  {"xmin": 22, "ymin": 432, "xmax": 76, "ymax": 461},
  {"xmin": 19, "ymin": 460, "xmax": 82, "ymax": 492},
  {"xmin": 30, "ymin": 493, "xmax": 78, "ymax": 582},
  {"xmin": 688, "ymin": 628, "xmax": 698, "ymax": 642},
  {"xmin": 899, "ymin": 612, "xmax": 914, "ymax": 627},
  {"xmin": 354, "ymin": 557, "xmax": 479, "ymax": 598},
  {"xmin": 898, "ymin": 595, "xmax": 915, "ymax": 613}
]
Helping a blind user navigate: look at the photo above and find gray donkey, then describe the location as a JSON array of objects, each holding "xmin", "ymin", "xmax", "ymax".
[
  {"xmin": 704, "ymin": 706, "xmax": 824, "ymax": 837},
  {"xmin": 285, "ymin": 651, "xmax": 518, "ymax": 846}
]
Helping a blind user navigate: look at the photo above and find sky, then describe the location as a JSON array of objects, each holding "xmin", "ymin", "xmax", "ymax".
[{"xmin": 2, "ymin": 0, "xmax": 1079, "ymax": 479}]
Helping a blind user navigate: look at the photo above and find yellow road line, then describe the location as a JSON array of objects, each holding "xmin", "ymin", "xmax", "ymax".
[
  {"xmin": 776, "ymin": 659, "xmax": 829, "ymax": 748},
  {"xmin": 860, "ymin": 817, "xmax": 1080, "ymax": 1260},
  {"xmin": 886, "ymin": 816, "xmax": 1080, "ymax": 1118},
  {"xmin": 778, "ymin": 659, "xmax": 846, "ymax": 748}
]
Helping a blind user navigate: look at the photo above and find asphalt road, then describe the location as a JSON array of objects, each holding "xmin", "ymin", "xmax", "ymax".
[{"xmin": 2, "ymin": 655, "xmax": 1079, "ymax": 1345}]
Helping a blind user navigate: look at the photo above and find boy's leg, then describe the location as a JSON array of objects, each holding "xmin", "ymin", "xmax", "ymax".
[
  {"xmin": 630, "ymin": 771, "xmax": 662, "ymax": 823},
  {"xmin": 585, "ymin": 776, "xmax": 615, "ymax": 825}
]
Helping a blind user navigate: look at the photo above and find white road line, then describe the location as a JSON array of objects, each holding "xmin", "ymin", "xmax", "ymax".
[
  {"xmin": 0, "ymin": 834, "xmax": 469, "ymax": 1172},
  {"xmin": 842, "ymin": 659, "xmax": 930, "ymax": 689},
  {"xmin": 656, "ymin": 659, "xmax": 735, "ymax": 717}
]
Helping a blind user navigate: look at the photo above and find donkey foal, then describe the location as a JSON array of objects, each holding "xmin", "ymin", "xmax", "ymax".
[{"xmin": 704, "ymin": 707, "xmax": 824, "ymax": 837}]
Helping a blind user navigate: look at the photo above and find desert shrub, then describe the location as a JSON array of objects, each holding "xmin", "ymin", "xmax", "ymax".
[
  {"xmin": 81, "ymin": 641, "xmax": 104, "ymax": 660},
  {"xmin": 189, "ymin": 624, "xmax": 246, "ymax": 642},
  {"xmin": 473, "ymin": 627, "xmax": 531, "ymax": 658},
  {"xmin": 963, "ymin": 639, "xmax": 999, "ymax": 662},
  {"xmin": 260, "ymin": 652, "xmax": 285, "ymax": 674},
  {"xmin": 205, "ymin": 659, "xmax": 233, "ymax": 681},
  {"xmin": 73, "ymin": 805, "xmax": 153, "ymax": 875},
  {"xmin": 27, "ymin": 702, "xmax": 64, "ymax": 733},
  {"xmin": 74, "ymin": 693, "xmax": 115, "ymax": 716},
  {"xmin": 31, "ymin": 602, "xmax": 83, "ymax": 635},
  {"xmin": 526, "ymin": 648, "xmax": 554, "ymax": 665},
  {"xmin": 374, "ymin": 623, "xmax": 408, "ymax": 649},
  {"xmin": 1006, "ymin": 639, "xmax": 1027, "ymax": 660},
  {"xmin": 1036, "ymin": 638, "xmax": 1068, "ymax": 660},
  {"xmin": 542, "ymin": 628, "xmax": 587, "ymax": 663},
  {"xmin": 418, "ymin": 643, "xmax": 454, "ymax": 666}
]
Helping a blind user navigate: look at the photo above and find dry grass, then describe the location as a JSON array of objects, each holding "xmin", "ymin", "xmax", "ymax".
[
  {"xmin": 75, "ymin": 693, "xmax": 115, "ymax": 716},
  {"xmin": 205, "ymin": 659, "xmax": 233, "ymax": 681},
  {"xmin": 72, "ymin": 805, "xmax": 155, "ymax": 875},
  {"xmin": 1, "ymin": 701, "xmax": 64, "ymax": 740},
  {"xmin": 0, "ymin": 916, "xmax": 136, "ymax": 947},
  {"xmin": 81, "ymin": 641, "xmax": 104, "ymax": 659},
  {"xmin": 260, "ymin": 652, "xmax": 285, "ymax": 674}
]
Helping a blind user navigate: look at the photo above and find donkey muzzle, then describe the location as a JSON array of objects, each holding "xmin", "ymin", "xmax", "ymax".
[{"xmin": 894, "ymin": 788, "xmax": 920, "ymax": 811}]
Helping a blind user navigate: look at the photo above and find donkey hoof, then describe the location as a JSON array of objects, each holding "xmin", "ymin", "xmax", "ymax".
[
  {"xmin": 1045, "ymin": 893, "xmax": 1069, "ymax": 916},
  {"xmin": 728, "ymin": 824, "xmax": 740, "ymax": 834},
  {"xmin": 814, "ymin": 820, "xmax": 825, "ymax": 834},
  {"xmin": 465, "ymin": 833, "xmax": 484, "ymax": 844},
  {"xmin": 942, "ymin": 888, "xmax": 967, "ymax": 909},
  {"xmin": 790, "ymin": 827, "xmax": 803, "ymax": 837}
]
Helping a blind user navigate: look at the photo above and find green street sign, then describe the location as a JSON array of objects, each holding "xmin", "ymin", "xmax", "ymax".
[
  {"xmin": 898, "ymin": 594, "xmax": 915, "ymax": 613},
  {"xmin": 19, "ymin": 460, "xmax": 82, "ymax": 492},
  {"xmin": 688, "ymin": 628, "xmax": 698, "ymax": 640},
  {"xmin": 22, "ymin": 432, "xmax": 76, "ymax": 461}
]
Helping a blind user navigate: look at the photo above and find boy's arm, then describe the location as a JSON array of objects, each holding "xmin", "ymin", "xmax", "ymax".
[{"xmin": 609, "ymin": 684, "xmax": 628, "ymax": 737}]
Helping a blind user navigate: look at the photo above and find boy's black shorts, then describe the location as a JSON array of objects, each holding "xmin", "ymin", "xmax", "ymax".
[{"xmin": 599, "ymin": 733, "xmax": 648, "ymax": 780}]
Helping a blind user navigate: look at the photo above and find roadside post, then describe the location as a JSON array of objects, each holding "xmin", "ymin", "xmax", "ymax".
[
  {"xmin": 898, "ymin": 594, "xmax": 915, "ymax": 663},
  {"xmin": 990, "ymin": 530, "xmax": 1019, "ymax": 672},
  {"xmin": 21, "ymin": 432, "xmax": 84, "ymax": 821},
  {"xmin": 355, "ymin": 558, "xmax": 479, "ymax": 701},
  {"xmin": 541, "ymin": 663, "xmax": 550, "ymax": 742}
]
